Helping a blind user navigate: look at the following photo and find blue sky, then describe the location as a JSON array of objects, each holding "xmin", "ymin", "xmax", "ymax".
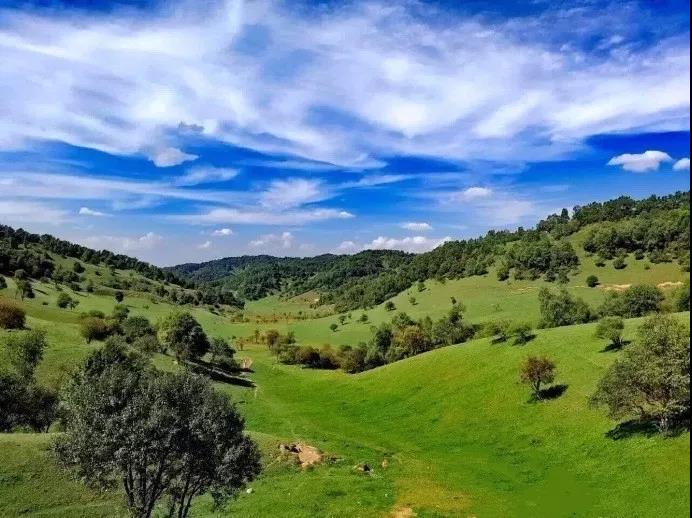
[{"xmin": 0, "ymin": 0, "xmax": 689, "ymax": 265}]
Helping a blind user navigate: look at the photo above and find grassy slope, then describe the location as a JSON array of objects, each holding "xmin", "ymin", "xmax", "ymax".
[{"xmin": 0, "ymin": 242, "xmax": 690, "ymax": 517}]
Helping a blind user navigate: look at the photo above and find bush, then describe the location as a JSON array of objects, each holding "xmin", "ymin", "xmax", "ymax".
[
  {"xmin": 586, "ymin": 275, "xmax": 599, "ymax": 288},
  {"xmin": 4, "ymin": 329, "xmax": 47, "ymax": 379},
  {"xmin": 599, "ymin": 284, "xmax": 664, "ymax": 318},
  {"xmin": 56, "ymin": 292, "xmax": 73, "ymax": 309},
  {"xmin": 79, "ymin": 317, "xmax": 112, "ymax": 343},
  {"xmin": 0, "ymin": 276, "xmax": 7, "ymax": 289},
  {"xmin": 595, "ymin": 317, "xmax": 625, "ymax": 349},
  {"xmin": 512, "ymin": 323, "xmax": 535, "ymax": 345},
  {"xmin": 132, "ymin": 334, "xmax": 161, "ymax": 355},
  {"xmin": 0, "ymin": 298, "xmax": 26, "ymax": 329},
  {"xmin": 674, "ymin": 280, "xmax": 690, "ymax": 312},
  {"xmin": 538, "ymin": 288, "xmax": 593, "ymax": 328},
  {"xmin": 612, "ymin": 257, "xmax": 627, "ymax": 270},
  {"xmin": 121, "ymin": 315, "xmax": 154, "ymax": 343},
  {"xmin": 384, "ymin": 301, "xmax": 396, "ymax": 311}
]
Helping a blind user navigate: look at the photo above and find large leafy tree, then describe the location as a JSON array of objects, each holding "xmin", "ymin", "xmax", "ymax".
[
  {"xmin": 54, "ymin": 349, "xmax": 261, "ymax": 518},
  {"xmin": 591, "ymin": 314, "xmax": 690, "ymax": 432},
  {"xmin": 158, "ymin": 312, "xmax": 209, "ymax": 362}
]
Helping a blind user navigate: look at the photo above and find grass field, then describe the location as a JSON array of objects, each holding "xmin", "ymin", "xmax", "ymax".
[{"xmin": 1, "ymin": 252, "xmax": 690, "ymax": 517}]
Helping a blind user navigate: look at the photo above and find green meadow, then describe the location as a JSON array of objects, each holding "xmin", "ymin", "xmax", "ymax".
[{"xmin": 1, "ymin": 250, "xmax": 689, "ymax": 517}]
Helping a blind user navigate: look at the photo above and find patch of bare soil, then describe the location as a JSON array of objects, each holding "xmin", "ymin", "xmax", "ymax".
[
  {"xmin": 599, "ymin": 283, "xmax": 631, "ymax": 292},
  {"xmin": 658, "ymin": 281, "xmax": 683, "ymax": 289},
  {"xmin": 279, "ymin": 443, "xmax": 323, "ymax": 468},
  {"xmin": 390, "ymin": 506, "xmax": 416, "ymax": 518}
]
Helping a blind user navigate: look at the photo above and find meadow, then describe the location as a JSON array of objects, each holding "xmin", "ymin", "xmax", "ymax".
[{"xmin": 1, "ymin": 250, "xmax": 689, "ymax": 517}]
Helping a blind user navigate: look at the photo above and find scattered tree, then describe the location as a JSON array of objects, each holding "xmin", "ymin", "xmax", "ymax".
[
  {"xmin": 586, "ymin": 275, "xmax": 599, "ymax": 288},
  {"xmin": 157, "ymin": 312, "xmax": 209, "ymax": 362},
  {"xmin": 329, "ymin": 323, "xmax": 338, "ymax": 332},
  {"xmin": 114, "ymin": 290, "xmax": 124, "ymax": 303},
  {"xmin": 591, "ymin": 315, "xmax": 690, "ymax": 432},
  {"xmin": 538, "ymin": 288, "xmax": 593, "ymax": 328},
  {"xmin": 595, "ymin": 317, "xmax": 626, "ymax": 350},
  {"xmin": 520, "ymin": 356, "xmax": 556, "ymax": 400},
  {"xmin": 54, "ymin": 360, "xmax": 261, "ymax": 518},
  {"xmin": 384, "ymin": 301, "xmax": 396, "ymax": 311},
  {"xmin": 4, "ymin": 329, "xmax": 47, "ymax": 380},
  {"xmin": 79, "ymin": 316, "xmax": 112, "ymax": 343}
]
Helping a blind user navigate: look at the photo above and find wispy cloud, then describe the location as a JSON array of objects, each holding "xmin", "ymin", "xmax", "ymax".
[
  {"xmin": 0, "ymin": 1, "xmax": 687, "ymax": 166},
  {"xmin": 400, "ymin": 222, "xmax": 432, "ymax": 232},
  {"xmin": 212, "ymin": 227, "xmax": 233, "ymax": 236},
  {"xmin": 174, "ymin": 166, "xmax": 239, "ymax": 186}
]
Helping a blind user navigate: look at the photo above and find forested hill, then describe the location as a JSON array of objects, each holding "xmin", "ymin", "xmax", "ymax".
[
  {"xmin": 169, "ymin": 191, "xmax": 690, "ymax": 311},
  {"xmin": 0, "ymin": 225, "xmax": 243, "ymax": 308}
]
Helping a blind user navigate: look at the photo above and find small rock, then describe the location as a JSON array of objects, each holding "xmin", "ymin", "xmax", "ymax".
[{"xmin": 246, "ymin": 488, "xmax": 253, "ymax": 494}]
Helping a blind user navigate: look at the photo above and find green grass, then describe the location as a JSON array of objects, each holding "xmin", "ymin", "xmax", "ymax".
[{"xmin": 0, "ymin": 249, "xmax": 689, "ymax": 517}]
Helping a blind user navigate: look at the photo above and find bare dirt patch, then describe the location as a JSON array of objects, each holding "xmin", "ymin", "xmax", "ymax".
[
  {"xmin": 599, "ymin": 283, "xmax": 631, "ymax": 292},
  {"xmin": 279, "ymin": 443, "xmax": 323, "ymax": 468},
  {"xmin": 657, "ymin": 281, "xmax": 684, "ymax": 289},
  {"xmin": 390, "ymin": 506, "xmax": 416, "ymax": 518}
]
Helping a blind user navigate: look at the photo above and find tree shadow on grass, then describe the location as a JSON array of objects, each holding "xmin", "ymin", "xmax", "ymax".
[
  {"xmin": 606, "ymin": 419, "xmax": 689, "ymax": 440},
  {"xmin": 186, "ymin": 360, "xmax": 255, "ymax": 388},
  {"xmin": 538, "ymin": 384, "xmax": 568, "ymax": 400},
  {"xmin": 600, "ymin": 340, "xmax": 631, "ymax": 353}
]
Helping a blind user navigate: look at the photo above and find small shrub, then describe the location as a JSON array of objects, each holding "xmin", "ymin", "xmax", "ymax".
[
  {"xmin": 0, "ymin": 298, "xmax": 26, "ymax": 329},
  {"xmin": 79, "ymin": 317, "xmax": 112, "ymax": 343},
  {"xmin": 612, "ymin": 257, "xmax": 627, "ymax": 270},
  {"xmin": 586, "ymin": 275, "xmax": 599, "ymax": 288}
]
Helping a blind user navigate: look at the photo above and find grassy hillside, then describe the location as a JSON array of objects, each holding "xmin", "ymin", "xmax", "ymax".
[{"xmin": 1, "ymin": 275, "xmax": 689, "ymax": 516}]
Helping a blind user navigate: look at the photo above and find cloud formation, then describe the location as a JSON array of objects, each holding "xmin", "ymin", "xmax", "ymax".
[
  {"xmin": 149, "ymin": 148, "xmax": 198, "ymax": 168},
  {"xmin": 78, "ymin": 206, "xmax": 108, "ymax": 217},
  {"xmin": 0, "ymin": 1, "xmax": 687, "ymax": 166},
  {"xmin": 607, "ymin": 150, "xmax": 673, "ymax": 172},
  {"xmin": 401, "ymin": 222, "xmax": 432, "ymax": 232},
  {"xmin": 673, "ymin": 158, "xmax": 690, "ymax": 171}
]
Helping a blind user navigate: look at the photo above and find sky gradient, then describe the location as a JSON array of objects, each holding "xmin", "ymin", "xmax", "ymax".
[{"xmin": 0, "ymin": 0, "xmax": 689, "ymax": 265}]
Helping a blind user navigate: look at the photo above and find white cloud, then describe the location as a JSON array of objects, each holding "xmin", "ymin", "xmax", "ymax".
[
  {"xmin": 335, "ymin": 240, "xmax": 359, "ymax": 253},
  {"xmin": 607, "ymin": 150, "xmax": 673, "ymax": 172},
  {"xmin": 83, "ymin": 232, "xmax": 163, "ymax": 252},
  {"xmin": 458, "ymin": 187, "xmax": 493, "ymax": 200},
  {"xmin": 78, "ymin": 206, "xmax": 108, "ymax": 217},
  {"xmin": 368, "ymin": 235, "xmax": 451, "ymax": 253},
  {"xmin": 673, "ymin": 157, "xmax": 690, "ymax": 171},
  {"xmin": 149, "ymin": 147, "xmax": 198, "ymax": 168},
  {"xmin": 212, "ymin": 227, "xmax": 233, "ymax": 236},
  {"xmin": 197, "ymin": 240, "xmax": 212, "ymax": 249},
  {"xmin": 250, "ymin": 231, "xmax": 294, "ymax": 249},
  {"xmin": 0, "ymin": 199, "xmax": 69, "ymax": 224},
  {"xmin": 187, "ymin": 207, "xmax": 353, "ymax": 226},
  {"xmin": 259, "ymin": 178, "xmax": 327, "ymax": 209},
  {"xmin": 338, "ymin": 235, "xmax": 451, "ymax": 254},
  {"xmin": 174, "ymin": 166, "xmax": 238, "ymax": 186},
  {"xmin": 401, "ymin": 222, "xmax": 432, "ymax": 232},
  {"xmin": 0, "ymin": 2, "xmax": 687, "ymax": 166}
]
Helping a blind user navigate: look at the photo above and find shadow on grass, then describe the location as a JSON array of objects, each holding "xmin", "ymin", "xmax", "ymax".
[
  {"xmin": 600, "ymin": 340, "xmax": 631, "ymax": 353},
  {"xmin": 537, "ymin": 384, "xmax": 568, "ymax": 401},
  {"xmin": 606, "ymin": 419, "xmax": 690, "ymax": 440},
  {"xmin": 186, "ymin": 360, "xmax": 255, "ymax": 387}
]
